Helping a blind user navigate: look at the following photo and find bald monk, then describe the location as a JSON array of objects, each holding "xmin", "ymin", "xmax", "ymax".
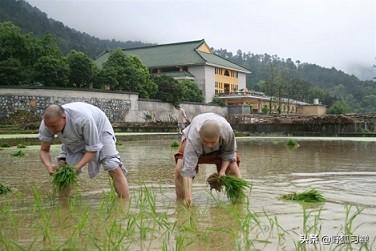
[
  {"xmin": 174, "ymin": 112, "xmax": 240, "ymax": 206},
  {"xmin": 38, "ymin": 102, "xmax": 129, "ymax": 199}
]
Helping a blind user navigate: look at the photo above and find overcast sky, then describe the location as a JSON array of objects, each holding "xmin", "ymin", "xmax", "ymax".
[{"xmin": 25, "ymin": 0, "xmax": 376, "ymax": 79}]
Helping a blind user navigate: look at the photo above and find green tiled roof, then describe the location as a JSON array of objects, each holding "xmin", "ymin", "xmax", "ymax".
[
  {"xmin": 96, "ymin": 39, "xmax": 250, "ymax": 73},
  {"xmin": 197, "ymin": 51, "xmax": 250, "ymax": 73},
  {"xmin": 124, "ymin": 40, "xmax": 205, "ymax": 67}
]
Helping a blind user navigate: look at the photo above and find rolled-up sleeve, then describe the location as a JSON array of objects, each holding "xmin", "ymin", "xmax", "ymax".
[
  {"xmin": 38, "ymin": 121, "xmax": 54, "ymax": 143},
  {"xmin": 82, "ymin": 118, "xmax": 103, "ymax": 152},
  {"xmin": 181, "ymin": 140, "xmax": 199, "ymax": 177},
  {"xmin": 220, "ymin": 132, "xmax": 236, "ymax": 161}
]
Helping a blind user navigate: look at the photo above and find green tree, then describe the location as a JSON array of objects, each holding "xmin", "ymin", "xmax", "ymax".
[
  {"xmin": 0, "ymin": 58, "xmax": 22, "ymax": 85},
  {"xmin": 328, "ymin": 99, "xmax": 351, "ymax": 114},
  {"xmin": 211, "ymin": 97, "xmax": 226, "ymax": 106},
  {"xmin": 33, "ymin": 55, "xmax": 69, "ymax": 87},
  {"xmin": 99, "ymin": 49, "xmax": 156, "ymax": 97},
  {"xmin": 99, "ymin": 49, "xmax": 134, "ymax": 91},
  {"xmin": 0, "ymin": 22, "xmax": 28, "ymax": 84},
  {"xmin": 95, "ymin": 66, "xmax": 119, "ymax": 89},
  {"xmin": 0, "ymin": 22, "xmax": 27, "ymax": 62},
  {"xmin": 362, "ymin": 95, "xmax": 376, "ymax": 112},
  {"xmin": 31, "ymin": 33, "xmax": 62, "ymax": 61},
  {"xmin": 126, "ymin": 55, "xmax": 157, "ymax": 98},
  {"xmin": 180, "ymin": 80, "xmax": 204, "ymax": 102},
  {"xmin": 0, "ymin": 22, "xmax": 66, "ymax": 85},
  {"xmin": 67, "ymin": 50, "xmax": 96, "ymax": 88},
  {"xmin": 152, "ymin": 75, "xmax": 183, "ymax": 106}
]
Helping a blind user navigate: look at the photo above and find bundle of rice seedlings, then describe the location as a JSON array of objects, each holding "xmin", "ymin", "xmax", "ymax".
[
  {"xmin": 207, "ymin": 173, "xmax": 223, "ymax": 192},
  {"xmin": 16, "ymin": 144, "xmax": 26, "ymax": 149},
  {"xmin": 281, "ymin": 189, "xmax": 325, "ymax": 203},
  {"xmin": 52, "ymin": 164, "xmax": 78, "ymax": 192},
  {"xmin": 170, "ymin": 141, "xmax": 180, "ymax": 148},
  {"xmin": 11, "ymin": 150, "xmax": 25, "ymax": 157},
  {"xmin": 0, "ymin": 183, "xmax": 11, "ymax": 195},
  {"xmin": 207, "ymin": 173, "xmax": 251, "ymax": 203}
]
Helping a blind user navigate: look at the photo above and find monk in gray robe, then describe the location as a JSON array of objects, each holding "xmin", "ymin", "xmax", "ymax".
[
  {"xmin": 39, "ymin": 102, "xmax": 129, "ymax": 199},
  {"xmin": 174, "ymin": 112, "xmax": 240, "ymax": 206}
]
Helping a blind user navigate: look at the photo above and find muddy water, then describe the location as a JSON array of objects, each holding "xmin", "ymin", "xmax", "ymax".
[{"xmin": 0, "ymin": 138, "xmax": 375, "ymax": 250}]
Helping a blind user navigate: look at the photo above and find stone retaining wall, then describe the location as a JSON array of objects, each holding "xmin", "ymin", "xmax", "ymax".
[{"xmin": 0, "ymin": 88, "xmax": 227, "ymax": 126}]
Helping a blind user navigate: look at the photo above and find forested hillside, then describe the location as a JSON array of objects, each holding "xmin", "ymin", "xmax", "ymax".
[
  {"xmin": 0, "ymin": 0, "xmax": 150, "ymax": 57},
  {"xmin": 215, "ymin": 49, "xmax": 376, "ymax": 113},
  {"xmin": 0, "ymin": 0, "xmax": 375, "ymax": 113},
  {"xmin": 0, "ymin": 21, "xmax": 204, "ymax": 105}
]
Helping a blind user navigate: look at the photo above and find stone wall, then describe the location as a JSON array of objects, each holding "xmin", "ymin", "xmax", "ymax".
[
  {"xmin": 125, "ymin": 99, "xmax": 227, "ymax": 123},
  {"xmin": 0, "ymin": 88, "xmax": 228, "ymax": 126},
  {"xmin": 0, "ymin": 88, "xmax": 137, "ymax": 123}
]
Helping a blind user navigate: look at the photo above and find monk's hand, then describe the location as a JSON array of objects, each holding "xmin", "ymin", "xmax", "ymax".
[
  {"xmin": 47, "ymin": 164, "xmax": 58, "ymax": 176},
  {"xmin": 74, "ymin": 165, "xmax": 82, "ymax": 175},
  {"xmin": 219, "ymin": 170, "xmax": 226, "ymax": 177},
  {"xmin": 57, "ymin": 159, "xmax": 67, "ymax": 167}
]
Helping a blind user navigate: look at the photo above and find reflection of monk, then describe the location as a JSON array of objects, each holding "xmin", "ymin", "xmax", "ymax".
[
  {"xmin": 175, "ymin": 204, "xmax": 241, "ymax": 250},
  {"xmin": 176, "ymin": 105, "xmax": 189, "ymax": 134}
]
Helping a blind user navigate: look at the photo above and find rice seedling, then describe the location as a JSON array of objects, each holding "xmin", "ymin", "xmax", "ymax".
[
  {"xmin": 0, "ymin": 183, "xmax": 11, "ymax": 195},
  {"xmin": 32, "ymin": 187, "xmax": 53, "ymax": 243},
  {"xmin": 11, "ymin": 150, "xmax": 25, "ymax": 157},
  {"xmin": 281, "ymin": 189, "xmax": 325, "ymax": 203},
  {"xmin": 99, "ymin": 183, "xmax": 119, "ymax": 216},
  {"xmin": 1, "ymin": 164, "xmax": 372, "ymax": 251},
  {"xmin": 170, "ymin": 141, "xmax": 180, "ymax": 148},
  {"xmin": 207, "ymin": 173, "xmax": 251, "ymax": 203},
  {"xmin": 16, "ymin": 144, "xmax": 26, "ymax": 148},
  {"xmin": 293, "ymin": 207, "xmax": 323, "ymax": 251},
  {"xmin": 344, "ymin": 205, "xmax": 364, "ymax": 236},
  {"xmin": 287, "ymin": 139, "xmax": 300, "ymax": 148},
  {"xmin": 52, "ymin": 164, "xmax": 78, "ymax": 193},
  {"xmin": 0, "ymin": 143, "xmax": 10, "ymax": 148}
]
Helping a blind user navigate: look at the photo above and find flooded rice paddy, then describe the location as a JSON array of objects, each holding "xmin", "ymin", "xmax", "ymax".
[{"xmin": 0, "ymin": 137, "xmax": 375, "ymax": 250}]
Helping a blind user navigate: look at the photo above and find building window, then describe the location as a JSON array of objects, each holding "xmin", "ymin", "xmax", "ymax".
[{"xmin": 224, "ymin": 70, "xmax": 230, "ymax": 76}]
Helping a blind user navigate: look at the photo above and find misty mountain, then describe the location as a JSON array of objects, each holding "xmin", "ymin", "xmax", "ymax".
[
  {"xmin": 0, "ymin": 0, "xmax": 151, "ymax": 58},
  {"xmin": 1, "ymin": 0, "xmax": 376, "ymax": 112},
  {"xmin": 345, "ymin": 64, "xmax": 376, "ymax": 81}
]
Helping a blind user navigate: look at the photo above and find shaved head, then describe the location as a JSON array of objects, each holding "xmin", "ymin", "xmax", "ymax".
[
  {"xmin": 199, "ymin": 120, "xmax": 220, "ymax": 139},
  {"xmin": 43, "ymin": 104, "xmax": 65, "ymax": 120},
  {"xmin": 43, "ymin": 104, "xmax": 66, "ymax": 134}
]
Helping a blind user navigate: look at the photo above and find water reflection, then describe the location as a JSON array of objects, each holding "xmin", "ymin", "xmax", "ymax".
[{"xmin": 1, "ymin": 138, "xmax": 376, "ymax": 249}]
